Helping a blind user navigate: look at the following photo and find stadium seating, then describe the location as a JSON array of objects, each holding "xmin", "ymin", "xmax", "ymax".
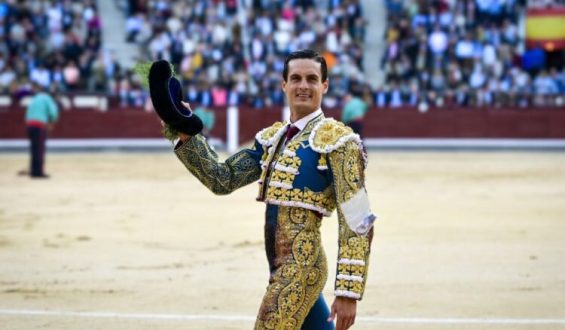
[
  {"xmin": 1, "ymin": 0, "xmax": 563, "ymax": 110},
  {"xmin": 381, "ymin": 0, "xmax": 565, "ymax": 108}
]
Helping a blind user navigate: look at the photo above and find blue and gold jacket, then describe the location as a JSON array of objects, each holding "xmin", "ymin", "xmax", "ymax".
[{"xmin": 175, "ymin": 114, "xmax": 375, "ymax": 300}]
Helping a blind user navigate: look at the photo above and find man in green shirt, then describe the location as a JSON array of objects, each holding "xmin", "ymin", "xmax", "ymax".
[
  {"xmin": 341, "ymin": 91, "xmax": 368, "ymax": 138},
  {"xmin": 25, "ymin": 83, "xmax": 59, "ymax": 178},
  {"xmin": 193, "ymin": 106, "xmax": 215, "ymax": 139}
]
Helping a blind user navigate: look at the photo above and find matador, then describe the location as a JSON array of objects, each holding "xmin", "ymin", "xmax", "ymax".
[{"xmin": 153, "ymin": 50, "xmax": 376, "ymax": 330}]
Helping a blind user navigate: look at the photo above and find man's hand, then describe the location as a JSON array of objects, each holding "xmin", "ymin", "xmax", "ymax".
[
  {"xmin": 161, "ymin": 101, "xmax": 192, "ymax": 143},
  {"xmin": 178, "ymin": 131, "xmax": 190, "ymax": 143},
  {"xmin": 327, "ymin": 296, "xmax": 357, "ymax": 330},
  {"xmin": 161, "ymin": 120, "xmax": 190, "ymax": 143}
]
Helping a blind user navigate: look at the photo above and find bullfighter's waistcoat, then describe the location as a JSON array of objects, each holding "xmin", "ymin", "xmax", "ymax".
[{"xmin": 255, "ymin": 115, "xmax": 360, "ymax": 216}]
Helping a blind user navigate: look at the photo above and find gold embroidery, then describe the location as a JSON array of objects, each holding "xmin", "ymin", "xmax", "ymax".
[
  {"xmin": 350, "ymin": 264, "xmax": 364, "ymax": 276},
  {"xmin": 258, "ymin": 121, "xmax": 286, "ymax": 144},
  {"xmin": 317, "ymin": 154, "xmax": 328, "ymax": 169},
  {"xmin": 257, "ymin": 122, "xmax": 288, "ymax": 199},
  {"xmin": 290, "ymin": 208, "xmax": 307, "ymax": 224},
  {"xmin": 338, "ymin": 263, "xmax": 350, "ymax": 274},
  {"xmin": 306, "ymin": 269, "xmax": 320, "ymax": 285},
  {"xmin": 254, "ymin": 207, "xmax": 327, "ymax": 330},
  {"xmin": 257, "ymin": 116, "xmax": 340, "ymax": 215},
  {"xmin": 292, "ymin": 231, "xmax": 319, "ymax": 266},
  {"xmin": 260, "ymin": 140, "xmax": 302, "ymax": 197},
  {"xmin": 311, "ymin": 119, "xmax": 355, "ymax": 152},
  {"xmin": 175, "ymin": 135, "xmax": 261, "ymax": 195},
  {"xmin": 263, "ymin": 186, "xmax": 336, "ymax": 216},
  {"xmin": 328, "ymin": 140, "xmax": 373, "ymax": 300}
]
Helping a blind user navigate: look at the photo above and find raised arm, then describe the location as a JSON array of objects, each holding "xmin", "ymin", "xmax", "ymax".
[{"xmin": 174, "ymin": 134, "xmax": 263, "ymax": 195}]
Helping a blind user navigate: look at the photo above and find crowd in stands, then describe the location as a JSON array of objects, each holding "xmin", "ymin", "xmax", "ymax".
[
  {"xmin": 381, "ymin": 0, "xmax": 565, "ymax": 109},
  {"xmin": 0, "ymin": 0, "xmax": 127, "ymax": 98},
  {"xmin": 528, "ymin": 0, "xmax": 565, "ymax": 8},
  {"xmin": 1, "ymin": 0, "xmax": 564, "ymax": 110},
  {"xmin": 122, "ymin": 0, "xmax": 367, "ymax": 109}
]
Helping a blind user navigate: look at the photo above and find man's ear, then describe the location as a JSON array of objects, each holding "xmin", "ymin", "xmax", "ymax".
[
  {"xmin": 322, "ymin": 78, "xmax": 329, "ymax": 94},
  {"xmin": 281, "ymin": 79, "xmax": 287, "ymax": 93}
]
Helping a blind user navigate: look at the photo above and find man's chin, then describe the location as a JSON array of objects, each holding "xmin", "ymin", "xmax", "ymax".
[
  {"xmin": 292, "ymin": 104, "xmax": 318, "ymax": 116},
  {"xmin": 293, "ymin": 99, "xmax": 315, "ymax": 107}
]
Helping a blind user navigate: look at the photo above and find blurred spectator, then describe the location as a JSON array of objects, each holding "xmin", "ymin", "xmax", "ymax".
[
  {"xmin": 381, "ymin": 0, "xmax": 565, "ymax": 108},
  {"xmin": 341, "ymin": 89, "xmax": 368, "ymax": 137},
  {"xmin": 24, "ymin": 82, "xmax": 59, "ymax": 179},
  {"xmin": 1, "ymin": 0, "xmax": 108, "ymax": 96},
  {"xmin": 124, "ymin": 0, "xmax": 369, "ymax": 108},
  {"xmin": 3, "ymin": 0, "xmax": 564, "ymax": 111},
  {"xmin": 0, "ymin": 64, "xmax": 16, "ymax": 92},
  {"xmin": 63, "ymin": 60, "xmax": 80, "ymax": 90},
  {"xmin": 193, "ymin": 106, "xmax": 216, "ymax": 138}
]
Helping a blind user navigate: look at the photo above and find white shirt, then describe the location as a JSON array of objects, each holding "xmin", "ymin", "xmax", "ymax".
[
  {"xmin": 290, "ymin": 108, "xmax": 323, "ymax": 132},
  {"xmin": 428, "ymin": 30, "xmax": 448, "ymax": 54},
  {"xmin": 456, "ymin": 40, "xmax": 474, "ymax": 58},
  {"xmin": 482, "ymin": 44, "xmax": 497, "ymax": 67}
]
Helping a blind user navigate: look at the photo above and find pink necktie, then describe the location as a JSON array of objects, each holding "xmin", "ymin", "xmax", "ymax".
[{"xmin": 285, "ymin": 125, "xmax": 300, "ymax": 142}]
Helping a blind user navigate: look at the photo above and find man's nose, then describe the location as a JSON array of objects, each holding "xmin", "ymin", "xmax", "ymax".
[{"xmin": 298, "ymin": 78, "xmax": 308, "ymax": 89}]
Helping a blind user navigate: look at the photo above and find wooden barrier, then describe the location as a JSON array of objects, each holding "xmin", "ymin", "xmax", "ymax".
[{"xmin": 1, "ymin": 107, "xmax": 565, "ymax": 141}]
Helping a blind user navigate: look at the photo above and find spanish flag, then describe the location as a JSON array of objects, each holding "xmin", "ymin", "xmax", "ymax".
[{"xmin": 526, "ymin": 8, "xmax": 565, "ymax": 50}]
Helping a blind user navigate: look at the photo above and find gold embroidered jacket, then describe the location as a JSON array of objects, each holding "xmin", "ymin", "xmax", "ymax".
[{"xmin": 174, "ymin": 114, "xmax": 375, "ymax": 300}]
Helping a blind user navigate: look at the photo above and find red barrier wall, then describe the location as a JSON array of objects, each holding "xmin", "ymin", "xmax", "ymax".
[
  {"xmin": 0, "ymin": 109, "xmax": 165, "ymax": 139},
  {"xmin": 361, "ymin": 108, "xmax": 565, "ymax": 138},
  {"xmin": 2, "ymin": 107, "xmax": 565, "ymax": 141}
]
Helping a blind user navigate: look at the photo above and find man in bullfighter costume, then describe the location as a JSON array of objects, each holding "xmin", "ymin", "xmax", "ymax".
[{"xmin": 149, "ymin": 49, "xmax": 376, "ymax": 330}]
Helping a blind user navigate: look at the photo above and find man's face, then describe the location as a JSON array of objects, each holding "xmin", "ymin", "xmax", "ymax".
[{"xmin": 282, "ymin": 59, "xmax": 328, "ymax": 121}]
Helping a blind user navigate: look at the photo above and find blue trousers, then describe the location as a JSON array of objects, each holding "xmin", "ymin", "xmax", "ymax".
[{"xmin": 301, "ymin": 294, "xmax": 335, "ymax": 330}]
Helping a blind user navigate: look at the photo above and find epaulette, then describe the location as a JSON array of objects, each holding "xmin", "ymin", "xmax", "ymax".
[
  {"xmin": 309, "ymin": 118, "xmax": 362, "ymax": 153},
  {"xmin": 255, "ymin": 121, "xmax": 287, "ymax": 147}
]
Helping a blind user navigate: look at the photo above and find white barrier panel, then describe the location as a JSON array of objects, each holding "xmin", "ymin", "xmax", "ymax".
[
  {"xmin": 59, "ymin": 96, "xmax": 72, "ymax": 109},
  {"xmin": 73, "ymin": 96, "xmax": 102, "ymax": 108},
  {"xmin": 227, "ymin": 106, "xmax": 239, "ymax": 153},
  {"xmin": 19, "ymin": 96, "xmax": 32, "ymax": 107},
  {"xmin": 100, "ymin": 97, "xmax": 108, "ymax": 112},
  {"xmin": 0, "ymin": 95, "xmax": 11, "ymax": 107},
  {"xmin": 282, "ymin": 106, "xmax": 290, "ymax": 122}
]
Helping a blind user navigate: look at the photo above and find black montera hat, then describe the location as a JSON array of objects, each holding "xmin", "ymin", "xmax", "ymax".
[{"xmin": 149, "ymin": 60, "xmax": 203, "ymax": 135}]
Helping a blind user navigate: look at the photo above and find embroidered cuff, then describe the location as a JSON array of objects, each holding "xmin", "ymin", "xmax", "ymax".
[{"xmin": 335, "ymin": 290, "xmax": 361, "ymax": 300}]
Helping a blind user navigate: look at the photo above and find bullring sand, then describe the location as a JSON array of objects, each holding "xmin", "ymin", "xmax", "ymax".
[{"xmin": 0, "ymin": 151, "xmax": 564, "ymax": 329}]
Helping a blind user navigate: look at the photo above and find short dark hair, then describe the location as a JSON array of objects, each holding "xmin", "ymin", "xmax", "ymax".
[{"xmin": 282, "ymin": 49, "xmax": 328, "ymax": 82}]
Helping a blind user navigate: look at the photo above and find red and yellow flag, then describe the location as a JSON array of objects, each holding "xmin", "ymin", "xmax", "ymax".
[{"xmin": 526, "ymin": 8, "xmax": 565, "ymax": 50}]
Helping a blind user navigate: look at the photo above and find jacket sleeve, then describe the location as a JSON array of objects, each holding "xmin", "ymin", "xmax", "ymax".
[
  {"xmin": 174, "ymin": 134, "xmax": 263, "ymax": 195},
  {"xmin": 327, "ymin": 140, "xmax": 375, "ymax": 300}
]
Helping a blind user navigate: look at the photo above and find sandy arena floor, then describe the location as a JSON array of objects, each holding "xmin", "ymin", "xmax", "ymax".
[{"xmin": 0, "ymin": 150, "xmax": 564, "ymax": 330}]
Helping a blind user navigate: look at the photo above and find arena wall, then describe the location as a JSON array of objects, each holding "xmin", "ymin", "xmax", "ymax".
[{"xmin": 1, "ymin": 106, "xmax": 565, "ymax": 143}]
